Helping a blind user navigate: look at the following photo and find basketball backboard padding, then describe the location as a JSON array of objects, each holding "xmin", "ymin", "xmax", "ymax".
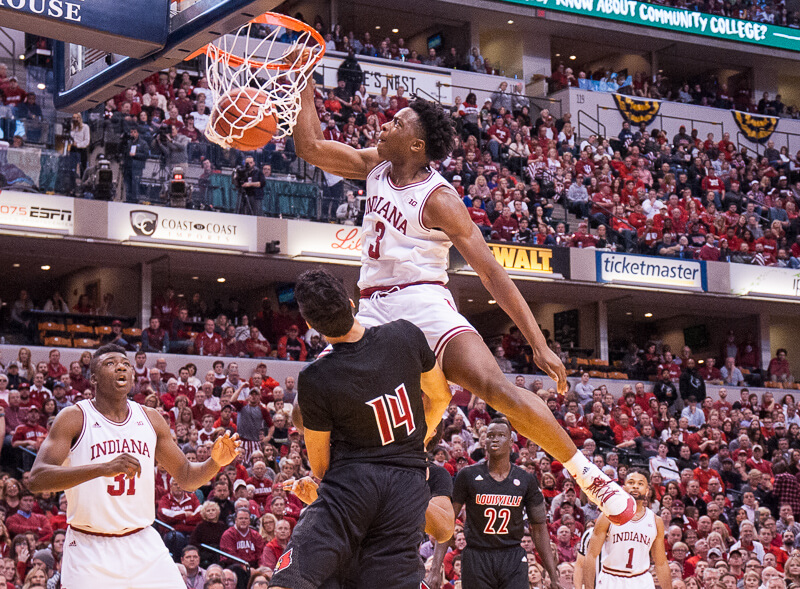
[
  {"xmin": 53, "ymin": 0, "xmax": 283, "ymax": 112},
  {"xmin": 0, "ymin": 0, "xmax": 168, "ymax": 59}
]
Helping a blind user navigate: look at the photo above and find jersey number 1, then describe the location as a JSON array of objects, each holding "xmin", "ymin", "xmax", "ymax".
[
  {"xmin": 367, "ymin": 221, "xmax": 386, "ymax": 260},
  {"xmin": 366, "ymin": 383, "xmax": 416, "ymax": 445},
  {"xmin": 107, "ymin": 474, "xmax": 136, "ymax": 496}
]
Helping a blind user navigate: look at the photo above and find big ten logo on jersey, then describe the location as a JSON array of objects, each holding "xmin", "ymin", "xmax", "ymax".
[{"xmin": 366, "ymin": 383, "xmax": 416, "ymax": 445}]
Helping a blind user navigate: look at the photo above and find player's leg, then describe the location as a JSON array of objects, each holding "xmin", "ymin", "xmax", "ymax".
[
  {"xmin": 354, "ymin": 467, "xmax": 429, "ymax": 589},
  {"xmin": 497, "ymin": 546, "xmax": 531, "ymax": 589},
  {"xmin": 270, "ymin": 465, "xmax": 378, "ymax": 589},
  {"xmin": 460, "ymin": 548, "xmax": 498, "ymax": 589},
  {"xmin": 441, "ymin": 332, "xmax": 635, "ymax": 525}
]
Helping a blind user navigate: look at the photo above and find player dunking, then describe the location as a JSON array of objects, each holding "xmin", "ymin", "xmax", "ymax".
[
  {"xmin": 291, "ymin": 75, "xmax": 634, "ymax": 524},
  {"xmin": 28, "ymin": 344, "xmax": 241, "ymax": 589},
  {"xmin": 269, "ymin": 269, "xmax": 453, "ymax": 589},
  {"xmin": 430, "ymin": 419, "xmax": 560, "ymax": 589},
  {"xmin": 584, "ymin": 472, "xmax": 672, "ymax": 589}
]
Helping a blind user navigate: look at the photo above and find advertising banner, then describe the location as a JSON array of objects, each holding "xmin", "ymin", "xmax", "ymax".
[
  {"xmin": 596, "ymin": 252, "xmax": 707, "ymax": 291},
  {"xmin": 502, "ymin": 0, "xmax": 800, "ymax": 52},
  {"xmin": 451, "ymin": 243, "xmax": 570, "ymax": 279},
  {"xmin": 107, "ymin": 203, "xmax": 258, "ymax": 252},
  {"xmin": 730, "ymin": 264, "xmax": 800, "ymax": 299},
  {"xmin": 0, "ymin": 191, "xmax": 74, "ymax": 234}
]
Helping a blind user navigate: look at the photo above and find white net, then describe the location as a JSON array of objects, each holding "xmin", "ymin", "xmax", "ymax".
[{"xmin": 202, "ymin": 14, "xmax": 324, "ymax": 149}]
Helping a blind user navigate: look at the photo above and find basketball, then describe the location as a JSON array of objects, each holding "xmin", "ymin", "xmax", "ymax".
[{"xmin": 211, "ymin": 87, "xmax": 278, "ymax": 150}]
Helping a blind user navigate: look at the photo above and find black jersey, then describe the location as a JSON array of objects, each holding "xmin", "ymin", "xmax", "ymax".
[
  {"xmin": 298, "ymin": 319, "xmax": 435, "ymax": 471},
  {"xmin": 428, "ymin": 463, "xmax": 453, "ymax": 499},
  {"xmin": 453, "ymin": 462, "xmax": 544, "ymax": 550}
]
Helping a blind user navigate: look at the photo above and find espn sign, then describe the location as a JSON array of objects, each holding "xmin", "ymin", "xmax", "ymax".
[{"xmin": 0, "ymin": 191, "xmax": 74, "ymax": 234}]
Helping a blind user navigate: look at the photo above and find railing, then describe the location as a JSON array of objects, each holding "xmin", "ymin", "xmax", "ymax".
[
  {"xmin": 153, "ymin": 518, "xmax": 251, "ymax": 566},
  {"xmin": 439, "ymin": 82, "xmax": 562, "ymax": 119},
  {"xmin": 576, "ymin": 109, "xmax": 607, "ymax": 141},
  {"xmin": 595, "ymin": 104, "xmax": 724, "ymax": 144},
  {"xmin": 736, "ymin": 128, "xmax": 800, "ymax": 160}
]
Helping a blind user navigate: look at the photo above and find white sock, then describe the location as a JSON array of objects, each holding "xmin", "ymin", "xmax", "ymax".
[{"xmin": 563, "ymin": 451, "xmax": 593, "ymax": 478}]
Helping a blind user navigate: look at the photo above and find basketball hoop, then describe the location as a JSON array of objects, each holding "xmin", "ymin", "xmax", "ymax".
[{"xmin": 189, "ymin": 13, "xmax": 325, "ymax": 150}]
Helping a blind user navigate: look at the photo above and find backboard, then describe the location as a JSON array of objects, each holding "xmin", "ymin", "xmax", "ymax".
[{"xmin": 52, "ymin": 0, "xmax": 283, "ymax": 112}]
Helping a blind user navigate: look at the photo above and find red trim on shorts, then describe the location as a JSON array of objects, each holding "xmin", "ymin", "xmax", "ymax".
[
  {"xmin": 359, "ymin": 281, "xmax": 446, "ymax": 298},
  {"xmin": 418, "ymin": 182, "xmax": 448, "ymax": 232},
  {"xmin": 433, "ymin": 326, "xmax": 477, "ymax": 358},
  {"xmin": 69, "ymin": 525, "xmax": 145, "ymax": 538},
  {"xmin": 601, "ymin": 567, "xmax": 649, "ymax": 578}
]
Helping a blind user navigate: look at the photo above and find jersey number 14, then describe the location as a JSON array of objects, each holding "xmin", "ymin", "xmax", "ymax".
[{"xmin": 366, "ymin": 383, "xmax": 416, "ymax": 445}]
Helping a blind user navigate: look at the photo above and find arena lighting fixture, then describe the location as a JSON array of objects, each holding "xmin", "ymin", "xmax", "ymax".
[
  {"xmin": 625, "ymin": 311, "xmax": 632, "ymax": 316},
  {"xmin": 37, "ymin": 83, "xmax": 45, "ymax": 90},
  {"xmin": 488, "ymin": 299, "xmax": 497, "ymax": 305},
  {"xmin": 392, "ymin": 28, "xmax": 399, "ymax": 33},
  {"xmin": 507, "ymin": 19, "xmax": 514, "ymax": 24},
  {"xmin": 11, "ymin": 263, "xmax": 19, "ymax": 268},
  {"xmin": 217, "ymin": 277, "xmax": 226, "ymax": 283},
  {"xmin": 40, "ymin": 265, "xmax": 51, "ymax": 271},
  {"xmin": 467, "ymin": 299, "xmax": 474, "ymax": 302},
  {"xmin": 18, "ymin": 55, "xmax": 24, "ymax": 60},
  {"xmin": 569, "ymin": 55, "xmax": 577, "ymax": 60},
  {"xmin": 644, "ymin": 312, "xmax": 653, "ymax": 318},
  {"xmin": 555, "ymin": 53, "xmax": 561, "ymax": 57},
  {"xmin": 375, "ymin": 25, "xmax": 381, "ymax": 29},
  {"xmin": 191, "ymin": 276, "xmax": 199, "ymax": 280}
]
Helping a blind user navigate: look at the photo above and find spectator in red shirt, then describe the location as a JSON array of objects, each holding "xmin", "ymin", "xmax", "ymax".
[
  {"xmin": 142, "ymin": 317, "xmax": 169, "ymax": 353},
  {"xmin": 701, "ymin": 359, "xmax": 723, "ymax": 384},
  {"xmin": 246, "ymin": 461, "xmax": 273, "ymax": 510},
  {"xmin": 768, "ymin": 349, "xmax": 793, "ymax": 384},
  {"xmin": 157, "ymin": 479, "xmax": 202, "ymax": 555},
  {"xmin": 195, "ymin": 319, "xmax": 225, "ymax": 356},
  {"xmin": 746, "ymin": 445, "xmax": 773, "ymax": 476},
  {"xmin": 2, "ymin": 78, "xmax": 26, "ymax": 107},
  {"xmin": 613, "ymin": 413, "xmax": 638, "ymax": 446},
  {"xmin": 218, "ymin": 508, "xmax": 264, "ymax": 567},
  {"xmin": 260, "ymin": 519, "xmax": 292, "ymax": 569},
  {"xmin": 11, "ymin": 406, "xmax": 47, "ymax": 453},
  {"xmin": 7, "ymin": 493, "xmax": 52, "ymax": 544},
  {"xmin": 701, "ymin": 168, "xmax": 725, "ymax": 200},
  {"xmin": 277, "ymin": 325, "xmax": 307, "ymax": 361},
  {"xmin": 468, "ymin": 197, "xmax": 492, "ymax": 238},
  {"xmin": 490, "ymin": 206, "xmax": 518, "ymax": 241},
  {"xmin": 245, "ymin": 327, "xmax": 272, "ymax": 358},
  {"xmin": 468, "ymin": 399, "xmax": 491, "ymax": 426},
  {"xmin": 45, "ymin": 350, "xmax": 67, "ymax": 381},
  {"xmin": 570, "ymin": 222, "xmax": 597, "ymax": 248}
]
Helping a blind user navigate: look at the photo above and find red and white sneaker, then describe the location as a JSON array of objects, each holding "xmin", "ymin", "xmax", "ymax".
[{"xmin": 576, "ymin": 464, "xmax": 636, "ymax": 525}]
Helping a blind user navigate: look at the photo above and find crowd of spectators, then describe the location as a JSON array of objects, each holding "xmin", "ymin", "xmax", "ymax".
[
  {"xmin": 548, "ymin": 65, "xmax": 800, "ymax": 119},
  {"xmin": 440, "ymin": 85, "xmax": 800, "ymax": 265},
  {"xmin": 0, "ymin": 334, "xmax": 799, "ymax": 587}
]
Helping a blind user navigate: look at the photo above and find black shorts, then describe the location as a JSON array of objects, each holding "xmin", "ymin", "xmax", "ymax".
[
  {"xmin": 269, "ymin": 462, "xmax": 429, "ymax": 589},
  {"xmin": 461, "ymin": 545, "xmax": 529, "ymax": 589}
]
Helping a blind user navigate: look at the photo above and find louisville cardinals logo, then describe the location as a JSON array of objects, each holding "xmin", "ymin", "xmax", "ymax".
[{"xmin": 275, "ymin": 548, "xmax": 293, "ymax": 573}]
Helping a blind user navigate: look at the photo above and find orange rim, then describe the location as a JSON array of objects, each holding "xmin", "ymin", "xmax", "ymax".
[{"xmin": 185, "ymin": 12, "xmax": 326, "ymax": 70}]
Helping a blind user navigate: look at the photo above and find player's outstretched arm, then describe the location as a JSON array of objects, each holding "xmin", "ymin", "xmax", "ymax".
[
  {"xmin": 29, "ymin": 407, "xmax": 140, "ymax": 492},
  {"xmin": 145, "ymin": 406, "xmax": 240, "ymax": 491},
  {"xmin": 293, "ymin": 79, "xmax": 382, "ymax": 180},
  {"xmin": 651, "ymin": 517, "xmax": 672, "ymax": 589},
  {"xmin": 423, "ymin": 186, "xmax": 568, "ymax": 394},
  {"xmin": 584, "ymin": 515, "xmax": 610, "ymax": 589},
  {"xmin": 420, "ymin": 364, "xmax": 452, "ymax": 445}
]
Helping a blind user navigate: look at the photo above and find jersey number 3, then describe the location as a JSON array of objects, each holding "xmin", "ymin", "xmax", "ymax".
[
  {"xmin": 366, "ymin": 383, "xmax": 416, "ymax": 445},
  {"xmin": 367, "ymin": 221, "xmax": 386, "ymax": 260},
  {"xmin": 107, "ymin": 473, "xmax": 136, "ymax": 496}
]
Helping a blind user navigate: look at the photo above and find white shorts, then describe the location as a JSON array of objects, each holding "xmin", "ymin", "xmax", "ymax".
[
  {"xmin": 62, "ymin": 526, "xmax": 185, "ymax": 589},
  {"xmin": 597, "ymin": 570, "xmax": 655, "ymax": 589},
  {"xmin": 356, "ymin": 283, "xmax": 477, "ymax": 359}
]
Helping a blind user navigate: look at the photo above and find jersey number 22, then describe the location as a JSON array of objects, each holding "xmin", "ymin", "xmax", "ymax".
[{"xmin": 366, "ymin": 383, "xmax": 416, "ymax": 445}]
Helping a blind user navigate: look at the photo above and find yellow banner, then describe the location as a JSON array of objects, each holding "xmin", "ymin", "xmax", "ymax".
[
  {"xmin": 613, "ymin": 94, "xmax": 661, "ymax": 126},
  {"xmin": 732, "ymin": 111, "xmax": 778, "ymax": 144}
]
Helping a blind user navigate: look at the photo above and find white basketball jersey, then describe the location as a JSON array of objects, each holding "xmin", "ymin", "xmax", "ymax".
[
  {"xmin": 64, "ymin": 400, "xmax": 157, "ymax": 534},
  {"xmin": 601, "ymin": 508, "xmax": 657, "ymax": 576},
  {"xmin": 358, "ymin": 161, "xmax": 453, "ymax": 289}
]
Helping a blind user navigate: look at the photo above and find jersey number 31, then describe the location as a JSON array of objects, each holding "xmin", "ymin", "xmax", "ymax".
[{"xmin": 366, "ymin": 383, "xmax": 416, "ymax": 445}]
